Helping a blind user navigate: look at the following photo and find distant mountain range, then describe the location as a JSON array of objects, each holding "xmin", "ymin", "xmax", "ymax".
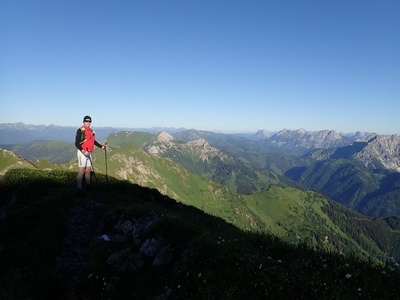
[
  {"xmin": 0, "ymin": 122, "xmax": 187, "ymax": 144},
  {"xmin": 308, "ymin": 134, "xmax": 400, "ymax": 172},
  {"xmin": 1, "ymin": 123, "xmax": 373, "ymax": 150},
  {"xmin": 174, "ymin": 128, "xmax": 373, "ymax": 155}
]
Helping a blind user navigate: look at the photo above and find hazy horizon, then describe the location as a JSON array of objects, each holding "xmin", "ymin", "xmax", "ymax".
[{"xmin": 1, "ymin": 121, "xmax": 397, "ymax": 136}]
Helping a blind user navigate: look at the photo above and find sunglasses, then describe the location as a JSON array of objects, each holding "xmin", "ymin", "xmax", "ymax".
[{"xmin": 84, "ymin": 120, "xmax": 92, "ymax": 123}]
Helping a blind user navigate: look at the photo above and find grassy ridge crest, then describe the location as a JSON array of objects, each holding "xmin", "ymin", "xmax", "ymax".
[{"xmin": 1, "ymin": 169, "xmax": 400, "ymax": 299}]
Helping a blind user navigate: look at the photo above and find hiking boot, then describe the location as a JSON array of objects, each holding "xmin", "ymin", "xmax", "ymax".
[{"xmin": 77, "ymin": 188, "xmax": 86, "ymax": 198}]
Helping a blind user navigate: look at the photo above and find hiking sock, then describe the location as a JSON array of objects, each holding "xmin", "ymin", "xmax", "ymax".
[{"xmin": 77, "ymin": 174, "xmax": 83, "ymax": 190}]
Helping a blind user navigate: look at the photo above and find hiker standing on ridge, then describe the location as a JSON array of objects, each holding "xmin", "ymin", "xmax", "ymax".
[{"xmin": 75, "ymin": 115, "xmax": 106, "ymax": 197}]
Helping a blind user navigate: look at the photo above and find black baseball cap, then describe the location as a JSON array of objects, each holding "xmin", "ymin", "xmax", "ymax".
[{"xmin": 83, "ymin": 116, "xmax": 92, "ymax": 122}]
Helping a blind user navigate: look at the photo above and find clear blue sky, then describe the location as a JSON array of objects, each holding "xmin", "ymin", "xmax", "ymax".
[{"xmin": 1, "ymin": 0, "xmax": 399, "ymax": 134}]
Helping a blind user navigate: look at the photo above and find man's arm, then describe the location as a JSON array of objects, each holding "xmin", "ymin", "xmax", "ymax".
[
  {"xmin": 94, "ymin": 140, "xmax": 103, "ymax": 148},
  {"xmin": 75, "ymin": 128, "xmax": 83, "ymax": 150}
]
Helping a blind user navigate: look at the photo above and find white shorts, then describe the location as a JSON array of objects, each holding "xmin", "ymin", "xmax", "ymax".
[{"xmin": 77, "ymin": 150, "xmax": 92, "ymax": 168}]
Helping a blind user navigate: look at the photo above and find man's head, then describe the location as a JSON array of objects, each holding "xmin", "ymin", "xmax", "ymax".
[{"xmin": 83, "ymin": 115, "xmax": 92, "ymax": 126}]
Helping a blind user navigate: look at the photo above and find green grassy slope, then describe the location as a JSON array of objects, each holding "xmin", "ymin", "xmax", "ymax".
[
  {"xmin": 88, "ymin": 144, "xmax": 261, "ymax": 230},
  {"xmin": 286, "ymin": 159, "xmax": 400, "ymax": 217},
  {"xmin": 104, "ymin": 131, "xmax": 154, "ymax": 148},
  {"xmin": 243, "ymin": 187, "xmax": 400, "ymax": 260},
  {"xmin": 1, "ymin": 169, "xmax": 400, "ymax": 299},
  {"xmin": 223, "ymin": 147, "xmax": 305, "ymax": 176},
  {"xmin": 1, "ymin": 140, "xmax": 76, "ymax": 164},
  {"xmin": 104, "ymin": 131, "xmax": 298, "ymax": 195},
  {"xmin": 86, "ymin": 146, "xmax": 400, "ymax": 262},
  {"xmin": 0, "ymin": 148, "xmax": 38, "ymax": 175},
  {"xmin": 243, "ymin": 187, "xmax": 334, "ymax": 238}
]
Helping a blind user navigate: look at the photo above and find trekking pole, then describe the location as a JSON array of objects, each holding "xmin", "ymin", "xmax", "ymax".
[
  {"xmin": 104, "ymin": 143, "xmax": 108, "ymax": 185},
  {"xmin": 87, "ymin": 148, "xmax": 97, "ymax": 183}
]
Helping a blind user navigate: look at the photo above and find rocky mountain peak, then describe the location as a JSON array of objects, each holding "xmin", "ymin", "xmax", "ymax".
[
  {"xmin": 185, "ymin": 138, "xmax": 227, "ymax": 162},
  {"xmin": 145, "ymin": 132, "xmax": 177, "ymax": 156},
  {"xmin": 354, "ymin": 134, "xmax": 400, "ymax": 172},
  {"xmin": 186, "ymin": 138, "xmax": 210, "ymax": 148},
  {"xmin": 154, "ymin": 131, "xmax": 175, "ymax": 143},
  {"xmin": 255, "ymin": 129, "xmax": 273, "ymax": 139},
  {"xmin": 268, "ymin": 128, "xmax": 348, "ymax": 153},
  {"xmin": 297, "ymin": 128, "xmax": 307, "ymax": 134},
  {"xmin": 357, "ymin": 133, "xmax": 378, "ymax": 143},
  {"xmin": 308, "ymin": 133, "xmax": 400, "ymax": 172}
]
